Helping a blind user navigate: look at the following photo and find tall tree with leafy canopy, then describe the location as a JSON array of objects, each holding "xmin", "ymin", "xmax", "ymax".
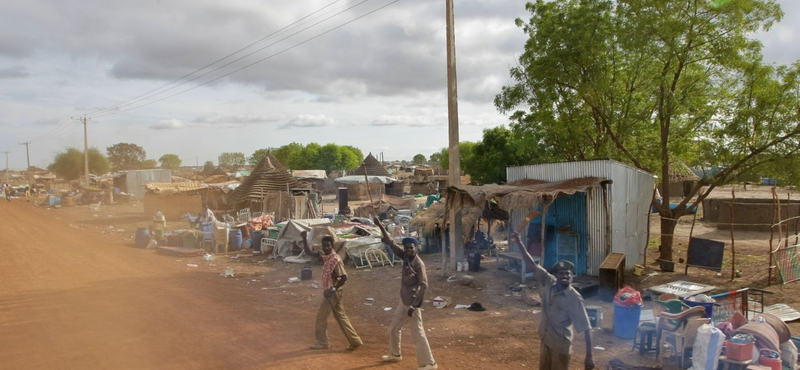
[
  {"xmin": 140, "ymin": 159, "xmax": 158, "ymax": 169},
  {"xmin": 412, "ymin": 154, "xmax": 426, "ymax": 165},
  {"xmin": 158, "ymin": 154, "xmax": 182, "ymax": 169},
  {"xmin": 273, "ymin": 143, "xmax": 304, "ymax": 166},
  {"xmin": 288, "ymin": 143, "xmax": 321, "ymax": 170},
  {"xmin": 439, "ymin": 142, "xmax": 476, "ymax": 171},
  {"xmin": 218, "ymin": 152, "xmax": 246, "ymax": 171},
  {"xmin": 49, "ymin": 148, "xmax": 110, "ymax": 180},
  {"xmin": 496, "ymin": 0, "xmax": 798, "ymax": 267},
  {"xmin": 106, "ymin": 143, "xmax": 146, "ymax": 171},
  {"xmin": 463, "ymin": 126, "xmax": 545, "ymax": 185}
]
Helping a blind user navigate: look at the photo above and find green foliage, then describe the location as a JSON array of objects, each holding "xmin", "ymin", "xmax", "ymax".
[
  {"xmin": 462, "ymin": 126, "xmax": 545, "ymax": 184},
  {"xmin": 439, "ymin": 142, "xmax": 477, "ymax": 171},
  {"xmin": 48, "ymin": 147, "xmax": 110, "ymax": 180},
  {"xmin": 106, "ymin": 143, "xmax": 146, "ymax": 171},
  {"xmin": 412, "ymin": 154, "xmax": 426, "ymax": 165},
  {"xmin": 277, "ymin": 143, "xmax": 363, "ymax": 172},
  {"xmin": 273, "ymin": 143, "xmax": 304, "ymax": 166},
  {"xmin": 287, "ymin": 143, "xmax": 321, "ymax": 170},
  {"xmin": 429, "ymin": 152, "xmax": 442, "ymax": 163},
  {"xmin": 218, "ymin": 152, "xmax": 246, "ymax": 171},
  {"xmin": 158, "ymin": 154, "xmax": 182, "ymax": 169},
  {"xmin": 248, "ymin": 149, "xmax": 270, "ymax": 166},
  {"xmin": 495, "ymin": 0, "xmax": 797, "ymax": 259},
  {"xmin": 140, "ymin": 159, "xmax": 158, "ymax": 169}
]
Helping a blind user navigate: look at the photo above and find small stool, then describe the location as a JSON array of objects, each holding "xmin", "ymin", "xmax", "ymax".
[
  {"xmin": 718, "ymin": 355, "xmax": 752, "ymax": 370},
  {"xmin": 632, "ymin": 322, "xmax": 658, "ymax": 354}
]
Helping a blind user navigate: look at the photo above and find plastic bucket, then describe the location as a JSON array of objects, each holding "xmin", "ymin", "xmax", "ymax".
[
  {"xmin": 613, "ymin": 303, "xmax": 642, "ymax": 339},
  {"xmin": 229, "ymin": 229, "xmax": 243, "ymax": 251},
  {"xmin": 251, "ymin": 230, "xmax": 265, "ymax": 252},
  {"xmin": 633, "ymin": 264, "xmax": 644, "ymax": 276},
  {"xmin": 759, "ymin": 350, "xmax": 781, "ymax": 370},
  {"xmin": 684, "ymin": 298, "xmax": 714, "ymax": 319},
  {"xmin": 135, "ymin": 228, "xmax": 150, "ymax": 249}
]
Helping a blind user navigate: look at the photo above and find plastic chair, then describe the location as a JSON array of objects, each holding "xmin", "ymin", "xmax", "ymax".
[
  {"xmin": 261, "ymin": 238, "xmax": 277, "ymax": 256},
  {"xmin": 237, "ymin": 208, "xmax": 251, "ymax": 224},
  {"xmin": 656, "ymin": 305, "xmax": 707, "ymax": 358},
  {"xmin": 664, "ymin": 317, "xmax": 711, "ymax": 369},
  {"xmin": 201, "ymin": 230, "xmax": 215, "ymax": 251}
]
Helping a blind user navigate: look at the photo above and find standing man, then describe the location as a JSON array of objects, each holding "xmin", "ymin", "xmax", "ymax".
[
  {"xmin": 514, "ymin": 234, "xmax": 594, "ymax": 370},
  {"xmin": 300, "ymin": 231, "xmax": 362, "ymax": 351},
  {"xmin": 374, "ymin": 216, "xmax": 437, "ymax": 370},
  {"xmin": 4, "ymin": 184, "xmax": 11, "ymax": 202}
]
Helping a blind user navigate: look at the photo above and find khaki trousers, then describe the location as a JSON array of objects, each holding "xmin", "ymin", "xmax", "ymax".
[
  {"xmin": 315, "ymin": 290, "xmax": 362, "ymax": 347},
  {"xmin": 539, "ymin": 342, "xmax": 571, "ymax": 370},
  {"xmin": 388, "ymin": 300, "xmax": 435, "ymax": 367}
]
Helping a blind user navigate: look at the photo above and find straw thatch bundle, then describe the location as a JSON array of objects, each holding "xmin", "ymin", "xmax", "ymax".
[
  {"xmin": 445, "ymin": 177, "xmax": 606, "ymax": 212},
  {"xmin": 352, "ymin": 153, "xmax": 391, "ymax": 177},
  {"xmin": 229, "ymin": 153, "xmax": 306, "ymax": 208}
]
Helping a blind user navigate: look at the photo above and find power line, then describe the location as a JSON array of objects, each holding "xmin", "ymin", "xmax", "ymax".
[
  {"xmin": 86, "ymin": 0, "xmax": 350, "ymax": 117},
  {"xmin": 93, "ymin": 0, "xmax": 400, "ymax": 119}
]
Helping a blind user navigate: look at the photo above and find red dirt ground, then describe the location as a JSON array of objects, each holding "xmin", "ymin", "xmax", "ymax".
[{"xmin": 0, "ymin": 192, "xmax": 797, "ymax": 370}]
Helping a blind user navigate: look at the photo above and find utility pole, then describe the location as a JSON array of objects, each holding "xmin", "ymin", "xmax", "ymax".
[
  {"xmin": 446, "ymin": 0, "xmax": 463, "ymax": 271},
  {"xmin": 72, "ymin": 115, "xmax": 91, "ymax": 186},
  {"xmin": 3, "ymin": 151, "xmax": 9, "ymax": 184},
  {"xmin": 18, "ymin": 142, "xmax": 30, "ymax": 170}
]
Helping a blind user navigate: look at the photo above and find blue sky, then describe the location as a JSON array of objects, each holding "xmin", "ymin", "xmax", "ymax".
[{"xmin": 1, "ymin": 0, "xmax": 798, "ymax": 169}]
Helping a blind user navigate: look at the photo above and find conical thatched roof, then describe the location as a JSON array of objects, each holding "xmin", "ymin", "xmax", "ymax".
[
  {"xmin": 229, "ymin": 153, "xmax": 305, "ymax": 206},
  {"xmin": 668, "ymin": 162, "xmax": 700, "ymax": 182},
  {"xmin": 352, "ymin": 153, "xmax": 390, "ymax": 177}
]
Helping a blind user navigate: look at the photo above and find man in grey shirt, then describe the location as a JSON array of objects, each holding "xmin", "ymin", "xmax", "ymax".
[{"xmin": 374, "ymin": 216, "xmax": 437, "ymax": 370}]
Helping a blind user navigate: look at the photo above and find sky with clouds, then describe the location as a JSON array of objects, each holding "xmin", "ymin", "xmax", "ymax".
[{"xmin": 1, "ymin": 0, "xmax": 798, "ymax": 170}]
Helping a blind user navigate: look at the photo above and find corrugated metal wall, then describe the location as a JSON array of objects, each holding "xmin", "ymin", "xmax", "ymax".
[
  {"xmin": 507, "ymin": 160, "xmax": 654, "ymax": 274},
  {"xmin": 123, "ymin": 169, "xmax": 172, "ymax": 200}
]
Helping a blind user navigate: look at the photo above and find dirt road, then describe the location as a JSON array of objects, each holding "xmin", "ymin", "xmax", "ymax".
[{"xmin": 0, "ymin": 200, "xmax": 560, "ymax": 370}]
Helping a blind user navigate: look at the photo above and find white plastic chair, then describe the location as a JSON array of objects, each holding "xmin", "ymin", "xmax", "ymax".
[
  {"xmin": 237, "ymin": 208, "xmax": 251, "ymax": 223},
  {"xmin": 201, "ymin": 230, "xmax": 214, "ymax": 251},
  {"xmin": 261, "ymin": 238, "xmax": 277, "ymax": 255}
]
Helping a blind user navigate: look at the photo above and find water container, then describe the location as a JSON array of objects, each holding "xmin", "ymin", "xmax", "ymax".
[
  {"xmin": 251, "ymin": 230, "xmax": 265, "ymax": 252},
  {"xmin": 301, "ymin": 264, "xmax": 312, "ymax": 280},
  {"xmin": 684, "ymin": 297, "xmax": 715, "ymax": 320},
  {"xmin": 229, "ymin": 229, "xmax": 243, "ymax": 251},
  {"xmin": 613, "ymin": 302, "xmax": 642, "ymax": 339},
  {"xmin": 135, "ymin": 228, "xmax": 150, "ymax": 249}
]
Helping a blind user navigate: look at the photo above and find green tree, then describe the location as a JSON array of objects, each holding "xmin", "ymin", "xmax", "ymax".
[
  {"xmin": 495, "ymin": 0, "xmax": 796, "ymax": 265},
  {"xmin": 287, "ymin": 143, "xmax": 321, "ymax": 170},
  {"xmin": 218, "ymin": 152, "xmax": 246, "ymax": 171},
  {"xmin": 140, "ymin": 159, "xmax": 158, "ymax": 169},
  {"xmin": 429, "ymin": 152, "xmax": 442, "ymax": 163},
  {"xmin": 273, "ymin": 142, "xmax": 304, "ymax": 166},
  {"xmin": 159, "ymin": 154, "xmax": 182, "ymax": 169},
  {"xmin": 462, "ymin": 126, "xmax": 544, "ymax": 185},
  {"xmin": 340, "ymin": 145, "xmax": 364, "ymax": 171},
  {"xmin": 439, "ymin": 142, "xmax": 477, "ymax": 171},
  {"xmin": 412, "ymin": 154, "xmax": 426, "ymax": 165},
  {"xmin": 106, "ymin": 143, "xmax": 146, "ymax": 171},
  {"xmin": 248, "ymin": 149, "xmax": 270, "ymax": 166},
  {"xmin": 202, "ymin": 161, "xmax": 214, "ymax": 172},
  {"xmin": 48, "ymin": 147, "xmax": 110, "ymax": 180}
]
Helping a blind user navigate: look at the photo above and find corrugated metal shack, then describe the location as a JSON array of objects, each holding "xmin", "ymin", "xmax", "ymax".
[
  {"xmin": 113, "ymin": 169, "xmax": 172, "ymax": 201},
  {"xmin": 506, "ymin": 160, "xmax": 655, "ymax": 275}
]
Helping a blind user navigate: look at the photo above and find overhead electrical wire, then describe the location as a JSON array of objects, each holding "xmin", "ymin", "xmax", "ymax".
[
  {"xmin": 91, "ymin": 0, "xmax": 400, "ymax": 119},
  {"xmin": 86, "ymin": 0, "xmax": 352, "ymax": 117}
]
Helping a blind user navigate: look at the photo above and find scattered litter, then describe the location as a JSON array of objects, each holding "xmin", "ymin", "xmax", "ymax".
[
  {"xmin": 187, "ymin": 264, "xmax": 198, "ymax": 268},
  {"xmin": 364, "ymin": 302, "xmax": 374, "ymax": 306},
  {"xmin": 593, "ymin": 346, "xmax": 605, "ymax": 351},
  {"xmin": 455, "ymin": 304, "xmax": 472, "ymax": 309},
  {"xmin": 365, "ymin": 298, "xmax": 374, "ymax": 301},
  {"xmin": 384, "ymin": 307, "xmax": 392, "ymax": 311},
  {"xmin": 446, "ymin": 275, "xmax": 459, "ymax": 282},
  {"xmin": 532, "ymin": 310, "xmax": 541, "ymax": 314},
  {"xmin": 641, "ymin": 272, "xmax": 659, "ymax": 282},
  {"xmin": 203, "ymin": 253, "xmax": 214, "ymax": 261},
  {"xmin": 433, "ymin": 296, "xmax": 451, "ymax": 309},
  {"xmin": 288, "ymin": 277, "xmax": 301, "ymax": 283},
  {"xmin": 220, "ymin": 267, "xmax": 234, "ymax": 277},
  {"xmin": 311, "ymin": 282, "xmax": 319, "ymax": 289}
]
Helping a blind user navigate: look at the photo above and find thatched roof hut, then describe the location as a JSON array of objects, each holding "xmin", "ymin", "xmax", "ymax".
[
  {"xmin": 410, "ymin": 200, "xmax": 509, "ymax": 238},
  {"xmin": 352, "ymin": 153, "xmax": 390, "ymax": 177},
  {"xmin": 229, "ymin": 153, "xmax": 306, "ymax": 210}
]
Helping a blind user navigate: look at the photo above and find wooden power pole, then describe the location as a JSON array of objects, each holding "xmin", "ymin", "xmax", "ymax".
[{"xmin": 446, "ymin": 0, "xmax": 463, "ymax": 270}]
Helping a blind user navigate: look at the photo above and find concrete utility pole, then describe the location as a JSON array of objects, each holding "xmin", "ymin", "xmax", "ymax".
[
  {"xmin": 72, "ymin": 115, "xmax": 91, "ymax": 186},
  {"xmin": 3, "ymin": 151, "xmax": 9, "ymax": 184},
  {"xmin": 446, "ymin": 0, "xmax": 464, "ymax": 271},
  {"xmin": 18, "ymin": 142, "xmax": 30, "ymax": 169}
]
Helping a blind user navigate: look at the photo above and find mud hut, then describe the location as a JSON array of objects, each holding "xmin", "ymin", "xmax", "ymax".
[
  {"xmin": 660, "ymin": 161, "xmax": 701, "ymax": 198},
  {"xmin": 349, "ymin": 153, "xmax": 404, "ymax": 197}
]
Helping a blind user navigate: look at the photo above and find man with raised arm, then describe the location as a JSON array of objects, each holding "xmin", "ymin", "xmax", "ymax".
[
  {"xmin": 300, "ymin": 230, "xmax": 362, "ymax": 351},
  {"xmin": 374, "ymin": 216, "xmax": 437, "ymax": 370},
  {"xmin": 513, "ymin": 232, "xmax": 595, "ymax": 370}
]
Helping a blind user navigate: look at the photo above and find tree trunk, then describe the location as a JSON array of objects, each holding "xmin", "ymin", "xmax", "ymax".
[{"xmin": 659, "ymin": 214, "xmax": 676, "ymax": 264}]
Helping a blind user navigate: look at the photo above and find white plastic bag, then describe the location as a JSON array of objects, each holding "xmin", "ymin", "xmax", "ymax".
[{"xmin": 690, "ymin": 324, "xmax": 724, "ymax": 370}]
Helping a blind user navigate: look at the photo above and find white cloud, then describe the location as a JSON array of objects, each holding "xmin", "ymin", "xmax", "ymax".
[
  {"xmin": 280, "ymin": 114, "xmax": 335, "ymax": 129},
  {"xmin": 371, "ymin": 115, "xmax": 444, "ymax": 128},
  {"xmin": 150, "ymin": 119, "xmax": 186, "ymax": 130}
]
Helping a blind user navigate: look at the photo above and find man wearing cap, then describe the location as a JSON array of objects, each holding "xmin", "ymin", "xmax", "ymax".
[
  {"xmin": 299, "ymin": 230, "xmax": 362, "ymax": 351},
  {"xmin": 374, "ymin": 216, "xmax": 437, "ymax": 370},
  {"xmin": 527, "ymin": 255, "xmax": 594, "ymax": 370}
]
